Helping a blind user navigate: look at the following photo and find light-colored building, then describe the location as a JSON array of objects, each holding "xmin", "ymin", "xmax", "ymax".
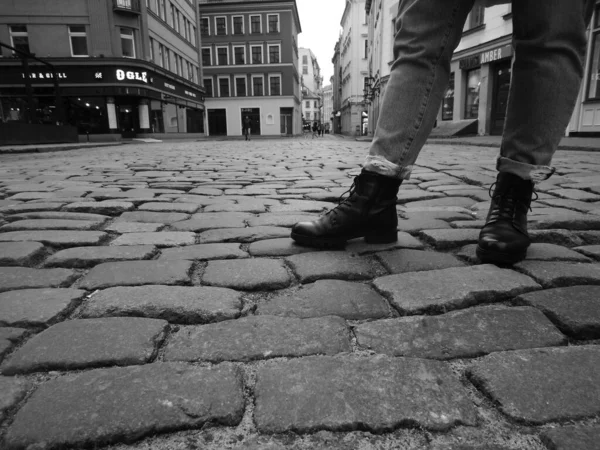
[
  {"xmin": 199, "ymin": 0, "xmax": 302, "ymax": 137},
  {"xmin": 339, "ymin": 0, "xmax": 369, "ymax": 136},
  {"xmin": 332, "ymin": 38, "xmax": 342, "ymax": 133},
  {"xmin": 322, "ymin": 83, "xmax": 333, "ymax": 132},
  {"xmin": 0, "ymin": 0, "xmax": 205, "ymax": 138},
  {"xmin": 298, "ymin": 47, "xmax": 323, "ymax": 127}
]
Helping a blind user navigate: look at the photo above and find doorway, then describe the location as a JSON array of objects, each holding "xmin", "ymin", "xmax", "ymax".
[
  {"xmin": 118, "ymin": 104, "xmax": 137, "ymax": 138},
  {"xmin": 490, "ymin": 61, "xmax": 512, "ymax": 135},
  {"xmin": 208, "ymin": 109, "xmax": 227, "ymax": 136},
  {"xmin": 241, "ymin": 108, "xmax": 260, "ymax": 136},
  {"xmin": 280, "ymin": 107, "xmax": 293, "ymax": 135}
]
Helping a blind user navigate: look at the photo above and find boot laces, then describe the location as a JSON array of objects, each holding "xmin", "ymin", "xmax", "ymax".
[
  {"xmin": 488, "ymin": 182, "xmax": 538, "ymax": 218},
  {"xmin": 324, "ymin": 177, "xmax": 359, "ymax": 221}
]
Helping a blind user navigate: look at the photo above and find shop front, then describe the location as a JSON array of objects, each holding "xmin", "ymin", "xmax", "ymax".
[{"xmin": 0, "ymin": 59, "xmax": 205, "ymax": 138}]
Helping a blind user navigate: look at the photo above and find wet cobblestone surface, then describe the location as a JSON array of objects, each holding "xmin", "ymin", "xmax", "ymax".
[{"xmin": 0, "ymin": 137, "xmax": 600, "ymax": 449}]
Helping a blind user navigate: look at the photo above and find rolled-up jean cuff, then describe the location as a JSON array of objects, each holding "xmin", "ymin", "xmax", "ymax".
[
  {"xmin": 496, "ymin": 156, "xmax": 556, "ymax": 184},
  {"xmin": 363, "ymin": 155, "xmax": 412, "ymax": 180}
]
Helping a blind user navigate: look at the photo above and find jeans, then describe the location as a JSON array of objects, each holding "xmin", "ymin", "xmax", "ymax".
[{"xmin": 365, "ymin": 0, "xmax": 594, "ymax": 183}]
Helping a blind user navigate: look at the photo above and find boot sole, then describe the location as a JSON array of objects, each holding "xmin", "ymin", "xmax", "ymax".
[
  {"xmin": 476, "ymin": 245, "xmax": 526, "ymax": 265},
  {"xmin": 291, "ymin": 230, "xmax": 398, "ymax": 248}
]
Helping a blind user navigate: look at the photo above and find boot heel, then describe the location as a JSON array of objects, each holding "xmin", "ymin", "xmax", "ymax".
[{"xmin": 365, "ymin": 229, "xmax": 397, "ymax": 244}]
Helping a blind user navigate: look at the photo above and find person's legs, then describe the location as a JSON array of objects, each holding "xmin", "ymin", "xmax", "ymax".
[
  {"xmin": 291, "ymin": 0, "xmax": 474, "ymax": 248},
  {"xmin": 477, "ymin": 0, "xmax": 594, "ymax": 264}
]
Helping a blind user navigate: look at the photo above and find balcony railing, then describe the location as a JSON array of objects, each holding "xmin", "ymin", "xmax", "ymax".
[{"xmin": 113, "ymin": 0, "xmax": 141, "ymax": 14}]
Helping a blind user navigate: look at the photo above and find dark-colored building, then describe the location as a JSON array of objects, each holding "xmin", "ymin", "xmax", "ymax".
[{"xmin": 0, "ymin": 0, "xmax": 205, "ymax": 138}]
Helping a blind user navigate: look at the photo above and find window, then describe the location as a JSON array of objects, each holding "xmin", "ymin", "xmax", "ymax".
[
  {"xmin": 314, "ymin": 100, "xmax": 318, "ymax": 108},
  {"xmin": 468, "ymin": 5, "xmax": 485, "ymax": 29},
  {"xmin": 191, "ymin": 26, "xmax": 196, "ymax": 45},
  {"xmin": 175, "ymin": 10, "xmax": 180, "ymax": 32},
  {"xmin": 588, "ymin": 5, "xmax": 600, "ymax": 99},
  {"xmin": 219, "ymin": 77, "xmax": 230, "ymax": 97},
  {"xmin": 233, "ymin": 16, "xmax": 244, "ymax": 35},
  {"xmin": 164, "ymin": 47, "xmax": 170, "ymax": 70},
  {"xmin": 234, "ymin": 46, "xmax": 245, "ymax": 65},
  {"xmin": 9, "ymin": 25, "xmax": 30, "ymax": 54},
  {"xmin": 170, "ymin": 2, "xmax": 175, "ymax": 26},
  {"xmin": 217, "ymin": 47, "xmax": 228, "ymax": 65},
  {"xmin": 120, "ymin": 28, "xmax": 135, "ymax": 58},
  {"xmin": 178, "ymin": 54, "xmax": 184, "ymax": 75},
  {"xmin": 269, "ymin": 75, "xmax": 281, "ymax": 95},
  {"xmin": 302, "ymin": 55, "xmax": 308, "ymax": 64},
  {"xmin": 251, "ymin": 45, "xmax": 262, "ymax": 64},
  {"xmin": 252, "ymin": 75, "xmax": 264, "ymax": 96},
  {"xmin": 202, "ymin": 47, "xmax": 211, "ymax": 66},
  {"xmin": 149, "ymin": 37, "xmax": 155, "ymax": 62},
  {"xmin": 216, "ymin": 17, "xmax": 227, "ymax": 35},
  {"xmin": 364, "ymin": 39, "xmax": 368, "ymax": 58},
  {"xmin": 236, "ymin": 76, "xmax": 247, "ymax": 96},
  {"xmin": 68, "ymin": 26, "xmax": 88, "ymax": 57},
  {"xmin": 204, "ymin": 78, "xmax": 213, "ymax": 97},
  {"xmin": 200, "ymin": 17, "xmax": 209, "ymax": 36},
  {"xmin": 250, "ymin": 15, "xmax": 261, "ymax": 33},
  {"xmin": 183, "ymin": 18, "xmax": 188, "ymax": 40},
  {"xmin": 302, "ymin": 66, "xmax": 308, "ymax": 74},
  {"xmin": 442, "ymin": 72, "xmax": 454, "ymax": 120},
  {"xmin": 158, "ymin": 0, "xmax": 166, "ymax": 20},
  {"xmin": 465, "ymin": 68, "xmax": 480, "ymax": 119},
  {"xmin": 306, "ymin": 112, "xmax": 311, "ymax": 120},
  {"xmin": 268, "ymin": 44, "xmax": 280, "ymax": 63},
  {"xmin": 174, "ymin": 53, "xmax": 180, "ymax": 75},
  {"xmin": 158, "ymin": 44, "xmax": 164, "ymax": 67},
  {"xmin": 305, "ymin": 100, "xmax": 310, "ymax": 108},
  {"xmin": 267, "ymin": 14, "xmax": 279, "ymax": 33}
]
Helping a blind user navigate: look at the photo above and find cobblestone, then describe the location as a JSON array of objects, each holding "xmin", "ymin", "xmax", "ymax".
[
  {"xmin": 286, "ymin": 251, "xmax": 377, "ymax": 283},
  {"xmin": 202, "ymin": 258, "xmax": 291, "ymax": 290},
  {"xmin": 45, "ymin": 244, "xmax": 156, "ymax": 268},
  {"xmin": 0, "ymin": 230, "xmax": 107, "ymax": 247},
  {"xmin": 0, "ymin": 241, "xmax": 45, "ymax": 266},
  {"xmin": 540, "ymin": 424, "xmax": 600, "ymax": 450},
  {"xmin": 0, "ymin": 267, "xmax": 79, "ymax": 293},
  {"xmin": 110, "ymin": 231, "xmax": 196, "ymax": 247},
  {"xmin": 0, "ymin": 327, "xmax": 27, "ymax": 359},
  {"xmin": 513, "ymin": 261, "xmax": 600, "ymax": 287},
  {"xmin": 0, "ymin": 377, "xmax": 29, "ymax": 423}
]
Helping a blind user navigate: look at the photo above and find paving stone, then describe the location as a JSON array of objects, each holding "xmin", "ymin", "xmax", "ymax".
[
  {"xmin": 110, "ymin": 231, "xmax": 196, "ymax": 247},
  {"xmin": 247, "ymin": 238, "xmax": 318, "ymax": 256},
  {"xmin": 404, "ymin": 197, "xmax": 478, "ymax": 209},
  {"xmin": 0, "ymin": 288, "xmax": 86, "ymax": 327},
  {"xmin": 63, "ymin": 201, "xmax": 135, "ymax": 215},
  {"xmin": 45, "ymin": 245, "xmax": 156, "ymax": 268},
  {"xmin": 254, "ymin": 355, "xmax": 478, "ymax": 433},
  {"xmin": 0, "ymin": 230, "xmax": 106, "ymax": 247},
  {"xmin": 401, "ymin": 210, "xmax": 475, "ymax": 221},
  {"xmin": 529, "ymin": 213, "xmax": 600, "ymax": 230},
  {"xmin": 0, "ymin": 377, "xmax": 29, "ymax": 423},
  {"xmin": 573, "ymin": 244, "xmax": 600, "ymax": 260},
  {"xmin": 247, "ymin": 213, "xmax": 319, "ymax": 227},
  {"xmin": 373, "ymin": 265, "xmax": 541, "ymax": 315},
  {"xmin": 419, "ymin": 229, "xmax": 480, "ymax": 249},
  {"xmin": 0, "ymin": 267, "xmax": 78, "ymax": 293},
  {"xmin": 117, "ymin": 211, "xmax": 190, "ymax": 223},
  {"xmin": 0, "ymin": 219, "xmax": 105, "ymax": 232},
  {"xmin": 286, "ymin": 251, "xmax": 377, "ymax": 283},
  {"xmin": 0, "ymin": 242, "xmax": 45, "ymax": 266},
  {"xmin": 513, "ymin": 261, "xmax": 600, "ymax": 288},
  {"xmin": 0, "ymin": 203, "xmax": 66, "ymax": 214},
  {"xmin": 197, "ymin": 226, "xmax": 290, "ymax": 243},
  {"xmin": 540, "ymin": 424, "xmax": 600, "ymax": 450},
  {"xmin": 81, "ymin": 285, "xmax": 242, "ymax": 324},
  {"xmin": 0, "ymin": 327, "xmax": 27, "ymax": 359},
  {"xmin": 104, "ymin": 221, "xmax": 163, "ymax": 233},
  {"xmin": 376, "ymin": 249, "xmax": 466, "ymax": 273},
  {"xmin": 396, "ymin": 218, "xmax": 452, "ymax": 233},
  {"xmin": 575, "ymin": 230, "xmax": 600, "ymax": 244},
  {"xmin": 1, "ymin": 317, "xmax": 168, "ymax": 375},
  {"xmin": 202, "ymin": 259, "xmax": 291, "ymax": 290},
  {"xmin": 258, "ymin": 279, "xmax": 391, "ymax": 319},
  {"xmin": 3, "ymin": 363, "xmax": 244, "ymax": 449},
  {"xmin": 529, "ymin": 229, "xmax": 584, "ymax": 247},
  {"xmin": 515, "ymin": 285, "xmax": 600, "ymax": 339},
  {"xmin": 546, "ymin": 188, "xmax": 600, "ymax": 201},
  {"xmin": 138, "ymin": 202, "xmax": 200, "ymax": 213},
  {"xmin": 164, "ymin": 315, "xmax": 350, "ymax": 363},
  {"xmin": 269, "ymin": 199, "xmax": 331, "ymax": 213},
  {"xmin": 355, "ymin": 305, "xmax": 565, "ymax": 360},
  {"xmin": 468, "ymin": 346, "xmax": 600, "ymax": 424},
  {"xmin": 451, "ymin": 219, "xmax": 486, "ymax": 229},
  {"xmin": 395, "ymin": 190, "xmax": 446, "ymax": 204},
  {"xmin": 77, "ymin": 260, "xmax": 193, "ymax": 290},
  {"xmin": 159, "ymin": 243, "xmax": 249, "ymax": 260},
  {"xmin": 188, "ymin": 187, "xmax": 224, "ymax": 195},
  {"xmin": 6, "ymin": 211, "xmax": 110, "ymax": 222},
  {"xmin": 170, "ymin": 212, "xmax": 253, "ymax": 231},
  {"xmin": 345, "ymin": 232, "xmax": 426, "ymax": 254}
]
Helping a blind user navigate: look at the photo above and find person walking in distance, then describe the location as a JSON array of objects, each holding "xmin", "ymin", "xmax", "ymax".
[
  {"xmin": 312, "ymin": 121, "xmax": 318, "ymax": 139},
  {"xmin": 244, "ymin": 116, "xmax": 252, "ymax": 141},
  {"xmin": 292, "ymin": 0, "xmax": 594, "ymax": 265}
]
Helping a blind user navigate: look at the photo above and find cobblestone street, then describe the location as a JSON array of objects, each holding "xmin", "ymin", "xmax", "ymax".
[{"xmin": 1, "ymin": 136, "xmax": 600, "ymax": 449}]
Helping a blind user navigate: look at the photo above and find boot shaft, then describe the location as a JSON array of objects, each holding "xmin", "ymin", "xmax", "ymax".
[{"xmin": 486, "ymin": 172, "xmax": 534, "ymax": 233}]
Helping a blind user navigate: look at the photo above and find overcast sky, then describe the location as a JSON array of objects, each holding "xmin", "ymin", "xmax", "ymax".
[{"xmin": 296, "ymin": 0, "xmax": 347, "ymax": 86}]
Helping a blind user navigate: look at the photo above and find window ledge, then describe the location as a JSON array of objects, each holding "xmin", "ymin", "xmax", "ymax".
[
  {"xmin": 503, "ymin": 12, "xmax": 513, "ymax": 20},
  {"xmin": 462, "ymin": 24, "xmax": 486, "ymax": 37}
]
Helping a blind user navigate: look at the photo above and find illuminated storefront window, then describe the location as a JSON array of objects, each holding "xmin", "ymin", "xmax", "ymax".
[{"xmin": 465, "ymin": 68, "xmax": 480, "ymax": 119}]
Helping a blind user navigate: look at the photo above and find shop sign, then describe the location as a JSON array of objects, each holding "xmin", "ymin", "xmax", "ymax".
[
  {"xmin": 480, "ymin": 44, "xmax": 512, "ymax": 64},
  {"xmin": 459, "ymin": 55, "xmax": 480, "ymax": 70},
  {"xmin": 21, "ymin": 71, "xmax": 68, "ymax": 80},
  {"xmin": 115, "ymin": 69, "xmax": 148, "ymax": 83}
]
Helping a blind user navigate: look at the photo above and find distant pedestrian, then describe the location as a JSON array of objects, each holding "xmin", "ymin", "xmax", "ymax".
[
  {"xmin": 312, "ymin": 121, "xmax": 318, "ymax": 139},
  {"xmin": 243, "ymin": 116, "xmax": 251, "ymax": 141},
  {"xmin": 318, "ymin": 123, "xmax": 323, "ymax": 137}
]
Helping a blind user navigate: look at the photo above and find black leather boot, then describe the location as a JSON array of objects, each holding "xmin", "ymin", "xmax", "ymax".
[
  {"xmin": 291, "ymin": 170, "xmax": 402, "ymax": 248},
  {"xmin": 476, "ymin": 172, "xmax": 535, "ymax": 264}
]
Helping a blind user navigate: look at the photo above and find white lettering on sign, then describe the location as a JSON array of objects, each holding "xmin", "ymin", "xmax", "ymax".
[
  {"xmin": 22, "ymin": 72, "xmax": 67, "ymax": 79},
  {"xmin": 184, "ymin": 90, "xmax": 197, "ymax": 98},
  {"xmin": 116, "ymin": 69, "xmax": 148, "ymax": 83},
  {"xmin": 164, "ymin": 82, "xmax": 176, "ymax": 90},
  {"xmin": 592, "ymin": 72, "xmax": 600, "ymax": 81},
  {"xmin": 95, "ymin": 72, "xmax": 103, "ymax": 79}
]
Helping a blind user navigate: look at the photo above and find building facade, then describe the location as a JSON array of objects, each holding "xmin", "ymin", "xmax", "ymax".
[
  {"xmin": 0, "ymin": 0, "xmax": 205, "ymax": 138},
  {"xmin": 198, "ymin": 0, "xmax": 302, "ymax": 137},
  {"xmin": 332, "ymin": 38, "xmax": 342, "ymax": 133},
  {"xmin": 299, "ymin": 47, "xmax": 323, "ymax": 127},
  {"xmin": 339, "ymin": 0, "xmax": 369, "ymax": 136},
  {"xmin": 322, "ymin": 83, "xmax": 333, "ymax": 132}
]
